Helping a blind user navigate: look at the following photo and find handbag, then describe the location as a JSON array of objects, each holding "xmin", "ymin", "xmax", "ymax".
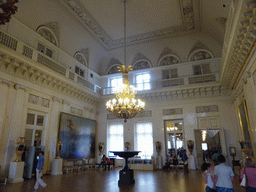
[{"xmin": 240, "ymin": 168, "xmax": 247, "ymax": 188}]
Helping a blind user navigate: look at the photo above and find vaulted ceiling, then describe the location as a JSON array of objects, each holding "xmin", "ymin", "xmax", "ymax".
[{"xmin": 55, "ymin": 0, "xmax": 229, "ymax": 49}]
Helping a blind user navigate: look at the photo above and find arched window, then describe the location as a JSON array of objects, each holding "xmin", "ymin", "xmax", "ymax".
[
  {"xmin": 133, "ymin": 60, "xmax": 151, "ymax": 71},
  {"xmin": 74, "ymin": 52, "xmax": 87, "ymax": 67},
  {"xmin": 158, "ymin": 55, "xmax": 181, "ymax": 66},
  {"xmin": 188, "ymin": 49, "xmax": 214, "ymax": 61},
  {"xmin": 37, "ymin": 26, "xmax": 58, "ymax": 46},
  {"xmin": 106, "ymin": 64, "xmax": 122, "ymax": 75}
]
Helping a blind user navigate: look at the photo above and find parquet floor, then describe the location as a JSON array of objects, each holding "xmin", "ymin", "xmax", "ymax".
[{"xmin": 0, "ymin": 168, "xmax": 245, "ymax": 192}]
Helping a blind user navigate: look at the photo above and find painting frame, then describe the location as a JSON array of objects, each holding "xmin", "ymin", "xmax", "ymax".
[{"xmin": 58, "ymin": 112, "xmax": 96, "ymax": 160}]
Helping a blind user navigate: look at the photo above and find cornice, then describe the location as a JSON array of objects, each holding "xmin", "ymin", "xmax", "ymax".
[
  {"xmin": 221, "ymin": 0, "xmax": 256, "ymax": 90},
  {"xmin": 56, "ymin": 0, "xmax": 200, "ymax": 49},
  {"xmin": 102, "ymin": 84, "xmax": 231, "ymax": 103},
  {"xmin": 0, "ymin": 51, "xmax": 100, "ymax": 105}
]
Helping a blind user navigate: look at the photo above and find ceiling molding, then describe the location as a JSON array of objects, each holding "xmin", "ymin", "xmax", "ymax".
[
  {"xmin": 55, "ymin": 0, "xmax": 201, "ymax": 50},
  {"xmin": 221, "ymin": 0, "xmax": 256, "ymax": 90}
]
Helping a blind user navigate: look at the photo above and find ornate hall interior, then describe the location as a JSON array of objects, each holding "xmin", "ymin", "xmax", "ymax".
[{"xmin": 0, "ymin": 0, "xmax": 256, "ymax": 191}]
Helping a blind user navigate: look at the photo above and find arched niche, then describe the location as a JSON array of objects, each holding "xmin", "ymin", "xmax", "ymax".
[
  {"xmin": 188, "ymin": 49, "xmax": 214, "ymax": 62},
  {"xmin": 74, "ymin": 52, "xmax": 87, "ymax": 67},
  {"xmin": 132, "ymin": 59, "xmax": 152, "ymax": 71},
  {"xmin": 158, "ymin": 54, "xmax": 181, "ymax": 66},
  {"xmin": 106, "ymin": 64, "xmax": 122, "ymax": 75},
  {"xmin": 36, "ymin": 25, "xmax": 58, "ymax": 46}
]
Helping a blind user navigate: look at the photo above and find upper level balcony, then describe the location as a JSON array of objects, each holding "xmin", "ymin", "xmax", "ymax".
[{"xmin": 101, "ymin": 58, "xmax": 221, "ymax": 96}]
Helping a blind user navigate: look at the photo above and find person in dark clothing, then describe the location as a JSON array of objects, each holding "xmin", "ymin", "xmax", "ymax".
[{"xmin": 182, "ymin": 150, "xmax": 189, "ymax": 174}]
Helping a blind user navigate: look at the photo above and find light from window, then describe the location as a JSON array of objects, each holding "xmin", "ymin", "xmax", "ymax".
[
  {"xmin": 135, "ymin": 122, "xmax": 153, "ymax": 158},
  {"xmin": 136, "ymin": 74, "xmax": 151, "ymax": 91},
  {"xmin": 110, "ymin": 77, "xmax": 123, "ymax": 94},
  {"xmin": 107, "ymin": 123, "xmax": 124, "ymax": 155},
  {"xmin": 202, "ymin": 143, "xmax": 208, "ymax": 151}
]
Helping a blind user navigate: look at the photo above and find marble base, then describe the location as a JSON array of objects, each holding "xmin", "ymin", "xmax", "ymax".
[
  {"xmin": 51, "ymin": 159, "xmax": 63, "ymax": 175},
  {"xmin": 188, "ymin": 154, "xmax": 196, "ymax": 170},
  {"xmin": 8, "ymin": 162, "xmax": 24, "ymax": 183},
  {"xmin": 155, "ymin": 155, "xmax": 162, "ymax": 169},
  {"xmin": 118, "ymin": 169, "xmax": 135, "ymax": 185}
]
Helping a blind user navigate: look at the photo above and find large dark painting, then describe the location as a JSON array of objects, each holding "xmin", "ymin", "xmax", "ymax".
[{"xmin": 59, "ymin": 112, "xmax": 96, "ymax": 159}]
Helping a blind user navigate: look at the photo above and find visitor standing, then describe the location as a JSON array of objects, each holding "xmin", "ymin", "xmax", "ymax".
[
  {"xmin": 201, "ymin": 162, "xmax": 215, "ymax": 192},
  {"xmin": 173, "ymin": 152, "xmax": 178, "ymax": 170},
  {"xmin": 214, "ymin": 155, "xmax": 234, "ymax": 192},
  {"xmin": 239, "ymin": 158, "xmax": 256, "ymax": 192},
  {"xmin": 182, "ymin": 150, "xmax": 189, "ymax": 174},
  {"xmin": 34, "ymin": 151, "xmax": 47, "ymax": 190}
]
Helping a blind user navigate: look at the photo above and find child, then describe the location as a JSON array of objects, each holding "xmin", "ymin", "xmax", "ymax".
[{"xmin": 201, "ymin": 163, "xmax": 215, "ymax": 192}]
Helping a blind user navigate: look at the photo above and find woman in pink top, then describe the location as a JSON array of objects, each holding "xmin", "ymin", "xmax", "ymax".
[{"xmin": 240, "ymin": 158, "xmax": 256, "ymax": 192}]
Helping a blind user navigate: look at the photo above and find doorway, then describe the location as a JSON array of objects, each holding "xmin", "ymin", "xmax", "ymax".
[{"xmin": 194, "ymin": 129, "xmax": 221, "ymax": 167}]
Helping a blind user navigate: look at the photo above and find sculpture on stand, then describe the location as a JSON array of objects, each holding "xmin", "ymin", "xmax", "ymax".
[
  {"xmin": 155, "ymin": 141, "xmax": 161, "ymax": 155},
  {"xmin": 14, "ymin": 137, "xmax": 25, "ymax": 162},
  {"xmin": 124, "ymin": 142, "xmax": 130, "ymax": 151},
  {"xmin": 155, "ymin": 141, "xmax": 162, "ymax": 169},
  {"xmin": 187, "ymin": 140, "xmax": 196, "ymax": 170},
  {"xmin": 55, "ymin": 139, "xmax": 63, "ymax": 159},
  {"xmin": 187, "ymin": 140, "xmax": 194, "ymax": 155},
  {"xmin": 99, "ymin": 142, "xmax": 104, "ymax": 155}
]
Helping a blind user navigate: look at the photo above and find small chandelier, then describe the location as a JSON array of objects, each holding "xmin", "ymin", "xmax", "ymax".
[
  {"xmin": 0, "ymin": 0, "xmax": 19, "ymax": 25},
  {"xmin": 106, "ymin": 0, "xmax": 145, "ymax": 123}
]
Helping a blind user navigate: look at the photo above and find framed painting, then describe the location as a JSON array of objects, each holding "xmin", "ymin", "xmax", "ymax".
[{"xmin": 58, "ymin": 112, "xmax": 96, "ymax": 160}]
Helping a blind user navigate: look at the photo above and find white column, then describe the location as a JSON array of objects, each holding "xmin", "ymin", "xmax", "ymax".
[
  {"xmin": 45, "ymin": 96, "xmax": 62, "ymax": 173},
  {"xmin": 3, "ymin": 84, "xmax": 27, "ymax": 175},
  {"xmin": 0, "ymin": 81, "xmax": 11, "ymax": 172}
]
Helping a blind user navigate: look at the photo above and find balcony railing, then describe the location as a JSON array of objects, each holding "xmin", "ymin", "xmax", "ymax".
[
  {"xmin": 0, "ymin": 30, "xmax": 101, "ymax": 94},
  {"xmin": 102, "ymin": 73, "xmax": 219, "ymax": 95}
]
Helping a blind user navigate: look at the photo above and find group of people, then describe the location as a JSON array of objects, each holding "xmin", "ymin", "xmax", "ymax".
[
  {"xmin": 99, "ymin": 155, "xmax": 112, "ymax": 170},
  {"xmin": 201, "ymin": 155, "xmax": 256, "ymax": 192},
  {"xmin": 164, "ymin": 149, "xmax": 188, "ymax": 173}
]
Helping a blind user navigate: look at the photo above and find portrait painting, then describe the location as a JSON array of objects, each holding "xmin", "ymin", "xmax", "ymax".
[{"xmin": 59, "ymin": 112, "xmax": 96, "ymax": 159}]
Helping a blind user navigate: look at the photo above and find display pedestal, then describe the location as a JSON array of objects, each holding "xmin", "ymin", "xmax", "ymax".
[
  {"xmin": 51, "ymin": 159, "xmax": 63, "ymax": 175},
  {"xmin": 119, "ymin": 169, "xmax": 135, "ymax": 185},
  {"xmin": 188, "ymin": 154, "xmax": 196, "ymax": 170},
  {"xmin": 111, "ymin": 151, "xmax": 140, "ymax": 185},
  {"xmin": 155, "ymin": 155, "xmax": 162, "ymax": 169},
  {"xmin": 8, "ymin": 162, "xmax": 24, "ymax": 183}
]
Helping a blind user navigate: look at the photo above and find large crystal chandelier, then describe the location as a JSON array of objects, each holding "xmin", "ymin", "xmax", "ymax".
[{"xmin": 106, "ymin": 0, "xmax": 145, "ymax": 123}]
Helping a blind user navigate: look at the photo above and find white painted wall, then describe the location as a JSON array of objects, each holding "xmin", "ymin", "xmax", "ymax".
[{"xmin": 97, "ymin": 95, "xmax": 241, "ymax": 166}]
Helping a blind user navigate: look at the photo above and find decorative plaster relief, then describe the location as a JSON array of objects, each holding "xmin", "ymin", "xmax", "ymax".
[
  {"xmin": 253, "ymin": 69, "xmax": 256, "ymax": 86},
  {"xmin": 163, "ymin": 108, "xmax": 183, "ymax": 116},
  {"xmin": 70, "ymin": 106, "xmax": 83, "ymax": 116},
  {"xmin": 133, "ymin": 60, "xmax": 151, "ymax": 70},
  {"xmin": 28, "ymin": 94, "xmax": 50, "ymax": 108},
  {"xmin": 196, "ymin": 105, "xmax": 218, "ymax": 113},
  {"xmin": 37, "ymin": 26, "xmax": 58, "ymax": 46},
  {"xmin": 61, "ymin": 0, "xmax": 196, "ymax": 49},
  {"xmin": 135, "ymin": 111, "xmax": 152, "ymax": 118},
  {"xmin": 159, "ymin": 55, "xmax": 181, "ymax": 66},
  {"xmin": 107, "ymin": 114, "xmax": 117, "ymax": 120}
]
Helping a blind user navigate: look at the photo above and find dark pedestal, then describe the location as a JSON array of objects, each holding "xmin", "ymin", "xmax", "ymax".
[
  {"xmin": 110, "ymin": 151, "xmax": 140, "ymax": 185},
  {"xmin": 118, "ymin": 169, "xmax": 135, "ymax": 185}
]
